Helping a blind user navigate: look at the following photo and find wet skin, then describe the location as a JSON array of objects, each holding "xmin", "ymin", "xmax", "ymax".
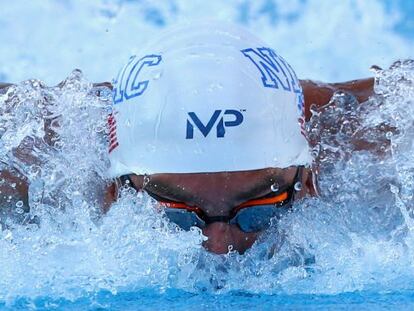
[
  {"xmin": 1, "ymin": 78, "xmax": 375, "ymax": 254},
  {"xmin": 102, "ymin": 78, "xmax": 374, "ymax": 254},
  {"xmin": 105, "ymin": 167, "xmax": 317, "ymax": 254}
]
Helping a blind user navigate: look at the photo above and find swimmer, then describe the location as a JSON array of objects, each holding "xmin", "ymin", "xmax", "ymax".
[{"xmin": 0, "ymin": 22, "xmax": 376, "ymax": 254}]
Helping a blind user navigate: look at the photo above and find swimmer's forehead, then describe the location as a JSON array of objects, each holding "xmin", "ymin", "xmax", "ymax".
[
  {"xmin": 128, "ymin": 167, "xmax": 298, "ymax": 204},
  {"xmin": 132, "ymin": 167, "xmax": 296, "ymax": 187}
]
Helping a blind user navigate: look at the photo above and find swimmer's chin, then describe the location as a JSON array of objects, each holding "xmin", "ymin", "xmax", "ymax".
[{"xmin": 201, "ymin": 222, "xmax": 259, "ymax": 255}]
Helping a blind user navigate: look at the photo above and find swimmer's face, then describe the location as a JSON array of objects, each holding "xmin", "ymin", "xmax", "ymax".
[{"xmin": 110, "ymin": 167, "xmax": 314, "ymax": 254}]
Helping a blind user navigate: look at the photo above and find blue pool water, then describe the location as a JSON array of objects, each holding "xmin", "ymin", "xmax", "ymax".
[
  {"xmin": 5, "ymin": 290, "xmax": 414, "ymax": 310},
  {"xmin": 0, "ymin": 0, "xmax": 413, "ymax": 310}
]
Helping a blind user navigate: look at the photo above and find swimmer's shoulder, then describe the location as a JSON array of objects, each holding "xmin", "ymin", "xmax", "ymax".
[{"xmin": 300, "ymin": 78, "xmax": 374, "ymax": 121}]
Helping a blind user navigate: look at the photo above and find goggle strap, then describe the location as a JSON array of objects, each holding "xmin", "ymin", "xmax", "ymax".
[
  {"xmin": 160, "ymin": 202, "xmax": 203, "ymax": 214},
  {"xmin": 237, "ymin": 191, "xmax": 289, "ymax": 209}
]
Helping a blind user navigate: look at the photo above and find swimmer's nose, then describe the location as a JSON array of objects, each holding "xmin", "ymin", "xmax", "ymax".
[{"xmin": 201, "ymin": 222, "xmax": 258, "ymax": 254}]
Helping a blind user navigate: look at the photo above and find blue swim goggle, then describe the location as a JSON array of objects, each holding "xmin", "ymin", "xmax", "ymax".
[{"xmin": 119, "ymin": 167, "xmax": 303, "ymax": 233}]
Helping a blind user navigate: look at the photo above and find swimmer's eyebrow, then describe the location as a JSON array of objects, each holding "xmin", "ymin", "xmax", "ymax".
[
  {"xmin": 143, "ymin": 180, "xmax": 197, "ymax": 202},
  {"xmin": 128, "ymin": 174, "xmax": 193, "ymax": 202},
  {"xmin": 132, "ymin": 170, "xmax": 294, "ymax": 204}
]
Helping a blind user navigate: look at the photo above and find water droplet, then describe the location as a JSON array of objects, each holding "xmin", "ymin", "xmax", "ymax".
[
  {"xmin": 143, "ymin": 174, "xmax": 150, "ymax": 188},
  {"xmin": 271, "ymin": 182, "xmax": 279, "ymax": 192},
  {"xmin": 4, "ymin": 230, "xmax": 12, "ymax": 240},
  {"xmin": 153, "ymin": 71, "xmax": 163, "ymax": 80},
  {"xmin": 95, "ymin": 125, "xmax": 104, "ymax": 133},
  {"xmin": 15, "ymin": 207, "xmax": 24, "ymax": 214},
  {"xmin": 390, "ymin": 184, "xmax": 399, "ymax": 194},
  {"xmin": 228, "ymin": 245, "xmax": 233, "ymax": 252},
  {"xmin": 386, "ymin": 131, "xmax": 393, "ymax": 139},
  {"xmin": 15, "ymin": 200, "xmax": 24, "ymax": 208},
  {"xmin": 41, "ymin": 108, "xmax": 49, "ymax": 116},
  {"xmin": 294, "ymin": 182, "xmax": 302, "ymax": 192},
  {"xmin": 311, "ymin": 145, "xmax": 321, "ymax": 157},
  {"xmin": 30, "ymin": 165, "xmax": 41, "ymax": 176}
]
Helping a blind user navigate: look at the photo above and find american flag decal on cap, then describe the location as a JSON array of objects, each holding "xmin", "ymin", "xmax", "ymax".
[{"xmin": 108, "ymin": 113, "xmax": 119, "ymax": 153}]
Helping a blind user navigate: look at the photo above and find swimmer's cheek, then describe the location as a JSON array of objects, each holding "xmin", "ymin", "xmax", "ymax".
[{"xmin": 102, "ymin": 182, "xmax": 117, "ymax": 214}]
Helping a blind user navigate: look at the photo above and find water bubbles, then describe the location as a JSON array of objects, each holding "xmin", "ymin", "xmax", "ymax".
[
  {"xmin": 94, "ymin": 125, "xmax": 105, "ymax": 133},
  {"xmin": 207, "ymin": 82, "xmax": 224, "ymax": 92},
  {"xmin": 29, "ymin": 165, "xmax": 41, "ymax": 176},
  {"xmin": 3, "ymin": 230, "xmax": 12, "ymax": 241},
  {"xmin": 15, "ymin": 200, "xmax": 24, "ymax": 208},
  {"xmin": 294, "ymin": 182, "xmax": 302, "ymax": 192},
  {"xmin": 152, "ymin": 70, "xmax": 163, "ymax": 80},
  {"xmin": 143, "ymin": 174, "xmax": 150, "ymax": 188},
  {"xmin": 390, "ymin": 184, "xmax": 400, "ymax": 194},
  {"xmin": 271, "ymin": 182, "xmax": 280, "ymax": 192},
  {"xmin": 53, "ymin": 141, "xmax": 64, "ymax": 148},
  {"xmin": 311, "ymin": 145, "xmax": 321, "ymax": 158},
  {"xmin": 15, "ymin": 207, "xmax": 24, "ymax": 215}
]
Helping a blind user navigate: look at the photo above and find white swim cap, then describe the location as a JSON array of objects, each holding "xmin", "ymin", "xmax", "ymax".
[{"xmin": 108, "ymin": 21, "xmax": 311, "ymax": 177}]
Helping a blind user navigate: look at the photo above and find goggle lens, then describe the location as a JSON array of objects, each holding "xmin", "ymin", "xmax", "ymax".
[
  {"xmin": 118, "ymin": 167, "xmax": 303, "ymax": 233},
  {"xmin": 161, "ymin": 192, "xmax": 292, "ymax": 233},
  {"xmin": 230, "ymin": 204, "xmax": 290, "ymax": 232},
  {"xmin": 164, "ymin": 208, "xmax": 206, "ymax": 231}
]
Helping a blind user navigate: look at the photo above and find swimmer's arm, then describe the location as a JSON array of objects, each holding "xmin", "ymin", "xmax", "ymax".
[
  {"xmin": 0, "ymin": 83, "xmax": 28, "ymax": 207},
  {"xmin": 0, "ymin": 81, "xmax": 113, "ymax": 212},
  {"xmin": 301, "ymin": 77, "xmax": 395, "ymax": 154},
  {"xmin": 300, "ymin": 78, "xmax": 374, "ymax": 120},
  {"xmin": 0, "ymin": 170, "xmax": 29, "ymax": 210}
]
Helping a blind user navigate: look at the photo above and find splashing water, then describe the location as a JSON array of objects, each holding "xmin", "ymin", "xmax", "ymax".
[{"xmin": 0, "ymin": 63, "xmax": 413, "ymax": 307}]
